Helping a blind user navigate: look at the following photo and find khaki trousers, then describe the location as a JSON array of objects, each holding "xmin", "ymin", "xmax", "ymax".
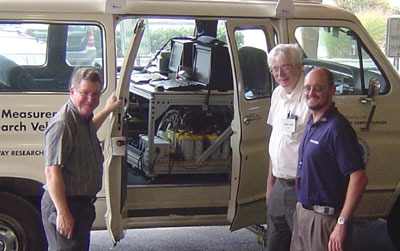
[{"xmin": 290, "ymin": 203, "xmax": 352, "ymax": 251}]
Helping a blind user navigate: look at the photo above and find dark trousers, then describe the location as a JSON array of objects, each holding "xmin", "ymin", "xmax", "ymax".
[
  {"xmin": 41, "ymin": 191, "xmax": 96, "ymax": 251},
  {"xmin": 266, "ymin": 178, "xmax": 297, "ymax": 251}
]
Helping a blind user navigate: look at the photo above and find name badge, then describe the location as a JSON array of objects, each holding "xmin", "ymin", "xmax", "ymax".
[{"xmin": 282, "ymin": 118, "xmax": 296, "ymax": 133}]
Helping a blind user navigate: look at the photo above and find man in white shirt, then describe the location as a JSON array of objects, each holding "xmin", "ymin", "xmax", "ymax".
[{"xmin": 266, "ymin": 44, "xmax": 311, "ymax": 251}]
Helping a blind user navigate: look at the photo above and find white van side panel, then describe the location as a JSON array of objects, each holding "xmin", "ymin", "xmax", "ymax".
[{"xmin": 0, "ymin": 95, "xmax": 65, "ymax": 183}]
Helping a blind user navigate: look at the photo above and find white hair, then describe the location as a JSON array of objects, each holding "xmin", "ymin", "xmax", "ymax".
[{"xmin": 267, "ymin": 44, "xmax": 303, "ymax": 66}]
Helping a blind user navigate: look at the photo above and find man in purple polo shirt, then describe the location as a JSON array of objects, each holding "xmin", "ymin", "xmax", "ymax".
[{"xmin": 290, "ymin": 68, "xmax": 368, "ymax": 251}]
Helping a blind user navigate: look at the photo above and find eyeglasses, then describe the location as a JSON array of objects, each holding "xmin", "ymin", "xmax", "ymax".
[
  {"xmin": 302, "ymin": 85, "xmax": 325, "ymax": 93},
  {"xmin": 269, "ymin": 65, "xmax": 293, "ymax": 74},
  {"xmin": 76, "ymin": 90, "xmax": 101, "ymax": 99}
]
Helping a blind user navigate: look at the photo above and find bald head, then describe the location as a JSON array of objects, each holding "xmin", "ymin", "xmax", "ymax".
[{"xmin": 303, "ymin": 67, "xmax": 335, "ymax": 112}]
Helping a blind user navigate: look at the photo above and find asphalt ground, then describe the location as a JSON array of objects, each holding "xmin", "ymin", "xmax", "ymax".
[{"xmin": 89, "ymin": 219, "xmax": 397, "ymax": 251}]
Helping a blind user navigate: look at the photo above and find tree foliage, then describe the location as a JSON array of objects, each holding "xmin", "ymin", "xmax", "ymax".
[
  {"xmin": 321, "ymin": 28, "xmax": 356, "ymax": 59},
  {"xmin": 357, "ymin": 11, "xmax": 388, "ymax": 47},
  {"xmin": 147, "ymin": 27, "xmax": 194, "ymax": 54},
  {"xmin": 333, "ymin": 0, "xmax": 391, "ymax": 13},
  {"xmin": 332, "ymin": 0, "xmax": 393, "ymax": 48}
]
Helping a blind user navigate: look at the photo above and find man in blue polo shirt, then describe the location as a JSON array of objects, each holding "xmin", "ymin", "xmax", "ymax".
[{"xmin": 290, "ymin": 67, "xmax": 368, "ymax": 251}]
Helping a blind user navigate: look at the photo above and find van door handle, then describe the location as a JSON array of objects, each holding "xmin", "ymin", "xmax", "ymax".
[
  {"xmin": 243, "ymin": 114, "xmax": 260, "ymax": 125},
  {"xmin": 360, "ymin": 98, "xmax": 376, "ymax": 131},
  {"xmin": 111, "ymin": 137, "xmax": 127, "ymax": 156}
]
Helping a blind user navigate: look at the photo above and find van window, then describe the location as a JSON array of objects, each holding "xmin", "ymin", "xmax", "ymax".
[
  {"xmin": 295, "ymin": 26, "xmax": 388, "ymax": 95},
  {"xmin": 116, "ymin": 18, "xmax": 230, "ymax": 69},
  {"xmin": 0, "ymin": 22, "xmax": 103, "ymax": 92},
  {"xmin": 234, "ymin": 28, "xmax": 271, "ymax": 100},
  {"xmin": 117, "ymin": 18, "xmax": 196, "ymax": 69}
]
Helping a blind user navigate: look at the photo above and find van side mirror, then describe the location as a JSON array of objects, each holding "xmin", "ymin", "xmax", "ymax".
[
  {"xmin": 360, "ymin": 78, "xmax": 381, "ymax": 131},
  {"xmin": 367, "ymin": 78, "xmax": 381, "ymax": 99}
]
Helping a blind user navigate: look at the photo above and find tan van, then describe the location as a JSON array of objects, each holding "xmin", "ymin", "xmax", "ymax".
[{"xmin": 0, "ymin": 0, "xmax": 398, "ymax": 250}]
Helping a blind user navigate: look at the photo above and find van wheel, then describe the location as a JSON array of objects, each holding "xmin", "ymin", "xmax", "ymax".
[
  {"xmin": 387, "ymin": 198, "xmax": 400, "ymax": 250},
  {"xmin": 0, "ymin": 192, "xmax": 46, "ymax": 251}
]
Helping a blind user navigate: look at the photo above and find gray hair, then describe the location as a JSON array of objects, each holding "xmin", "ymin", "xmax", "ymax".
[
  {"xmin": 268, "ymin": 44, "xmax": 303, "ymax": 66},
  {"xmin": 70, "ymin": 68, "xmax": 103, "ymax": 89}
]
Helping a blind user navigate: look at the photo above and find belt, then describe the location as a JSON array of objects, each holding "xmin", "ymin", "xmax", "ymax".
[
  {"xmin": 278, "ymin": 178, "xmax": 295, "ymax": 186},
  {"xmin": 302, "ymin": 204, "xmax": 336, "ymax": 215},
  {"xmin": 67, "ymin": 196, "xmax": 97, "ymax": 204}
]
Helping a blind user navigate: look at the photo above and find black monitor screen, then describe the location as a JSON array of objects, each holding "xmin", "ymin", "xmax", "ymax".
[
  {"xmin": 193, "ymin": 46, "xmax": 211, "ymax": 85},
  {"xmin": 169, "ymin": 41, "xmax": 184, "ymax": 72}
]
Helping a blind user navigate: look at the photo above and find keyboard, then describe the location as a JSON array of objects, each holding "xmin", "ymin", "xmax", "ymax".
[
  {"xmin": 131, "ymin": 72, "xmax": 169, "ymax": 84},
  {"xmin": 149, "ymin": 79, "xmax": 186, "ymax": 88},
  {"xmin": 150, "ymin": 79, "xmax": 203, "ymax": 91}
]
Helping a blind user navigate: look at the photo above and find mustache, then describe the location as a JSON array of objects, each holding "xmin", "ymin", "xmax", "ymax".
[{"xmin": 306, "ymin": 95, "xmax": 320, "ymax": 99}]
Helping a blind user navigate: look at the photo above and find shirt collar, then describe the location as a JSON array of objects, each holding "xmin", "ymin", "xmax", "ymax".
[
  {"xmin": 67, "ymin": 99, "xmax": 93, "ymax": 122},
  {"xmin": 308, "ymin": 103, "xmax": 337, "ymax": 126}
]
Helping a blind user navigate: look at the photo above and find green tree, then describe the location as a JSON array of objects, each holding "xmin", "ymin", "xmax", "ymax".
[
  {"xmin": 357, "ymin": 11, "xmax": 388, "ymax": 47},
  {"xmin": 148, "ymin": 27, "xmax": 193, "ymax": 54},
  {"xmin": 322, "ymin": 28, "xmax": 356, "ymax": 59},
  {"xmin": 333, "ymin": 0, "xmax": 392, "ymax": 49},
  {"xmin": 333, "ymin": 0, "xmax": 390, "ymax": 13}
]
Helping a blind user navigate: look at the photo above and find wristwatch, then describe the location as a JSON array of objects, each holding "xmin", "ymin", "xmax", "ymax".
[{"xmin": 338, "ymin": 216, "xmax": 347, "ymax": 225}]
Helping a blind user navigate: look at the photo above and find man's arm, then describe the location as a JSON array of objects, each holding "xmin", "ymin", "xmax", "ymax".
[
  {"xmin": 45, "ymin": 165, "xmax": 75, "ymax": 239},
  {"xmin": 328, "ymin": 169, "xmax": 368, "ymax": 251},
  {"xmin": 93, "ymin": 92, "xmax": 122, "ymax": 130},
  {"xmin": 266, "ymin": 160, "xmax": 276, "ymax": 206}
]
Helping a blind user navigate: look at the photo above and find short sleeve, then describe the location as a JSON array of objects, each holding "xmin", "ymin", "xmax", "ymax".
[
  {"xmin": 44, "ymin": 121, "xmax": 73, "ymax": 167},
  {"xmin": 333, "ymin": 121, "xmax": 365, "ymax": 176}
]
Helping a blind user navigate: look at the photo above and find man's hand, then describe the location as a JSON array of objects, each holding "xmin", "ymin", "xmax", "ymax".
[
  {"xmin": 104, "ymin": 91, "xmax": 122, "ymax": 113},
  {"xmin": 266, "ymin": 182, "xmax": 273, "ymax": 206},
  {"xmin": 328, "ymin": 223, "xmax": 347, "ymax": 251},
  {"xmin": 266, "ymin": 161, "xmax": 275, "ymax": 206},
  {"xmin": 56, "ymin": 211, "xmax": 75, "ymax": 239},
  {"xmin": 328, "ymin": 169, "xmax": 367, "ymax": 251},
  {"xmin": 93, "ymin": 91, "xmax": 123, "ymax": 130}
]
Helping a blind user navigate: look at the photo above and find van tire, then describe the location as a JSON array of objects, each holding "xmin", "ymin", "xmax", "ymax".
[
  {"xmin": 387, "ymin": 198, "xmax": 400, "ymax": 250},
  {"xmin": 0, "ymin": 192, "xmax": 46, "ymax": 251}
]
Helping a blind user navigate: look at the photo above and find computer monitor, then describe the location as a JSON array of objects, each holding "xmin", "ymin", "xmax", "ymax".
[
  {"xmin": 168, "ymin": 39, "xmax": 194, "ymax": 73},
  {"xmin": 192, "ymin": 43, "xmax": 233, "ymax": 91},
  {"xmin": 193, "ymin": 45, "xmax": 211, "ymax": 86}
]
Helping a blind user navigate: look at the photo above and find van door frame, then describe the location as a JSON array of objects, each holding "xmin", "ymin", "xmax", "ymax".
[
  {"xmin": 104, "ymin": 19, "xmax": 145, "ymax": 244},
  {"xmin": 225, "ymin": 18, "xmax": 276, "ymax": 230}
]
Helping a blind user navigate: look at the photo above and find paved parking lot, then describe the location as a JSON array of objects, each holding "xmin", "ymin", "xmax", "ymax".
[{"xmin": 90, "ymin": 219, "xmax": 396, "ymax": 251}]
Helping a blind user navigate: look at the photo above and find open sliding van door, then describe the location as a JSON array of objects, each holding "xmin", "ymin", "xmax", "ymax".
[
  {"xmin": 104, "ymin": 19, "xmax": 145, "ymax": 244},
  {"xmin": 225, "ymin": 19, "xmax": 275, "ymax": 230}
]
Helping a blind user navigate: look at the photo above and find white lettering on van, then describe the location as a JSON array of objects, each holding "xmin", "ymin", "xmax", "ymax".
[{"xmin": 1, "ymin": 122, "xmax": 26, "ymax": 132}]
